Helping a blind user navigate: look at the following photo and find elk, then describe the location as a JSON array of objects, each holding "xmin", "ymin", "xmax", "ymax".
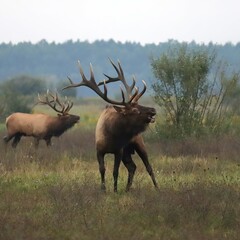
[
  {"xmin": 3, "ymin": 91, "xmax": 80, "ymax": 148},
  {"xmin": 63, "ymin": 59, "xmax": 158, "ymax": 192}
]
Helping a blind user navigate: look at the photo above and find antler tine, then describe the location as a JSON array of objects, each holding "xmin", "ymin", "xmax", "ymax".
[
  {"xmin": 47, "ymin": 91, "xmax": 66, "ymax": 113},
  {"xmin": 62, "ymin": 60, "xmax": 130, "ymax": 106},
  {"xmin": 98, "ymin": 58, "xmax": 124, "ymax": 83},
  {"xmin": 66, "ymin": 100, "xmax": 74, "ymax": 112},
  {"xmin": 38, "ymin": 91, "xmax": 73, "ymax": 115},
  {"xmin": 45, "ymin": 91, "xmax": 64, "ymax": 110},
  {"xmin": 101, "ymin": 59, "xmax": 122, "ymax": 84},
  {"xmin": 132, "ymin": 80, "xmax": 147, "ymax": 103},
  {"xmin": 62, "ymin": 61, "xmax": 101, "ymax": 92},
  {"xmin": 62, "ymin": 97, "xmax": 74, "ymax": 113},
  {"xmin": 129, "ymin": 86, "xmax": 139, "ymax": 103},
  {"xmin": 62, "ymin": 61, "xmax": 90, "ymax": 90},
  {"xmin": 98, "ymin": 59, "xmax": 136, "ymax": 100},
  {"xmin": 39, "ymin": 91, "xmax": 63, "ymax": 113},
  {"xmin": 104, "ymin": 58, "xmax": 123, "ymax": 82},
  {"xmin": 117, "ymin": 60, "xmax": 136, "ymax": 96},
  {"xmin": 37, "ymin": 93, "xmax": 45, "ymax": 104},
  {"xmin": 58, "ymin": 95, "xmax": 72, "ymax": 114},
  {"xmin": 130, "ymin": 75, "xmax": 137, "ymax": 93},
  {"xmin": 96, "ymin": 78, "xmax": 127, "ymax": 106},
  {"xmin": 119, "ymin": 85, "xmax": 126, "ymax": 103},
  {"xmin": 47, "ymin": 91, "xmax": 59, "ymax": 105}
]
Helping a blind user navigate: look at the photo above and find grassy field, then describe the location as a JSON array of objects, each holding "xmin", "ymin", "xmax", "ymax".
[{"xmin": 0, "ymin": 102, "xmax": 240, "ymax": 240}]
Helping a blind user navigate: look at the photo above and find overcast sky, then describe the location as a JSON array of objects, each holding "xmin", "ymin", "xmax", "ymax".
[{"xmin": 1, "ymin": 0, "xmax": 240, "ymax": 45}]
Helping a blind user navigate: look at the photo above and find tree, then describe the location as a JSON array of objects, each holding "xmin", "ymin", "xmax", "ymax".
[
  {"xmin": 151, "ymin": 44, "xmax": 240, "ymax": 138},
  {"xmin": 0, "ymin": 75, "xmax": 47, "ymax": 120}
]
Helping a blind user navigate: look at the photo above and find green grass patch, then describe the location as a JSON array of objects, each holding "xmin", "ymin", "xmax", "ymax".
[{"xmin": 0, "ymin": 152, "xmax": 239, "ymax": 240}]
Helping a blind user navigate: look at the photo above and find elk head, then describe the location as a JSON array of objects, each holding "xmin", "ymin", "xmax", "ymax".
[{"xmin": 37, "ymin": 90, "xmax": 80, "ymax": 132}]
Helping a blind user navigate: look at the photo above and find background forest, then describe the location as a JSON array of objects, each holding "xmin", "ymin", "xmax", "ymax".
[
  {"xmin": 1, "ymin": 39, "xmax": 240, "ymax": 137},
  {"xmin": 1, "ymin": 39, "xmax": 240, "ymax": 97}
]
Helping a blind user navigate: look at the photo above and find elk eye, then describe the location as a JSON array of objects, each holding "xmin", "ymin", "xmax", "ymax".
[{"xmin": 132, "ymin": 108, "xmax": 140, "ymax": 114}]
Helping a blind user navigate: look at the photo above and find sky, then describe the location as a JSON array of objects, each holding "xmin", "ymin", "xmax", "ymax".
[{"xmin": 1, "ymin": 0, "xmax": 240, "ymax": 45}]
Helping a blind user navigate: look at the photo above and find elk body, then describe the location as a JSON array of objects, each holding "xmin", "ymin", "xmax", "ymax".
[
  {"xmin": 63, "ymin": 59, "xmax": 158, "ymax": 192},
  {"xmin": 3, "ymin": 92, "xmax": 80, "ymax": 148}
]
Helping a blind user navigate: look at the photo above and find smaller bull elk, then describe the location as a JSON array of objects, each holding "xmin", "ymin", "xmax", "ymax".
[
  {"xmin": 63, "ymin": 59, "xmax": 158, "ymax": 192},
  {"xmin": 3, "ymin": 91, "xmax": 80, "ymax": 148}
]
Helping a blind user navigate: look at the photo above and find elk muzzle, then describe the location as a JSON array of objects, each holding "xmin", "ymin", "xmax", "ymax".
[{"xmin": 148, "ymin": 108, "xmax": 156, "ymax": 123}]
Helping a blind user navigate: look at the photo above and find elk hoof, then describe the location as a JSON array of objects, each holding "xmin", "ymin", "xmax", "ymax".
[{"xmin": 101, "ymin": 184, "xmax": 106, "ymax": 192}]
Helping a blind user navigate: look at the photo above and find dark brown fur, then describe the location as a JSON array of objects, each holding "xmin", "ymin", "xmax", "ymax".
[
  {"xmin": 96, "ymin": 103, "xmax": 158, "ymax": 192},
  {"xmin": 3, "ymin": 112, "xmax": 80, "ymax": 148}
]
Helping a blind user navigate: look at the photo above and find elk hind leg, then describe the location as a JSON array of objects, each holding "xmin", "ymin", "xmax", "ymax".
[
  {"xmin": 134, "ymin": 141, "xmax": 158, "ymax": 189},
  {"xmin": 11, "ymin": 133, "xmax": 22, "ymax": 148},
  {"xmin": 122, "ymin": 147, "xmax": 137, "ymax": 192}
]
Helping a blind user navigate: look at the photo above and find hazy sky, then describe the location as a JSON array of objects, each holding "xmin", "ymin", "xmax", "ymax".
[{"xmin": 1, "ymin": 0, "xmax": 240, "ymax": 45}]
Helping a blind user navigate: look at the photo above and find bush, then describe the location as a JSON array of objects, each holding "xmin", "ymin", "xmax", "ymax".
[{"xmin": 151, "ymin": 44, "xmax": 240, "ymax": 139}]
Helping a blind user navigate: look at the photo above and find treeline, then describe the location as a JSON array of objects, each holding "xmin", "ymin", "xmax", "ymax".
[
  {"xmin": 0, "ymin": 39, "xmax": 240, "ymax": 97},
  {"xmin": 1, "ymin": 41, "xmax": 240, "ymax": 139}
]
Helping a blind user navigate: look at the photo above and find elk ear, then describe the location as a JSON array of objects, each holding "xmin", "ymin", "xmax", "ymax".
[{"xmin": 113, "ymin": 106, "xmax": 126, "ymax": 115}]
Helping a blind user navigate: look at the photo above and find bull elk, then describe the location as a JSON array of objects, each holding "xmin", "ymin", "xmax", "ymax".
[
  {"xmin": 3, "ymin": 91, "xmax": 80, "ymax": 148},
  {"xmin": 63, "ymin": 59, "xmax": 158, "ymax": 192}
]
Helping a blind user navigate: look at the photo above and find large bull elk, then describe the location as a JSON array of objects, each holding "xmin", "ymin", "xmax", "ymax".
[
  {"xmin": 3, "ymin": 91, "xmax": 80, "ymax": 148},
  {"xmin": 63, "ymin": 59, "xmax": 158, "ymax": 192}
]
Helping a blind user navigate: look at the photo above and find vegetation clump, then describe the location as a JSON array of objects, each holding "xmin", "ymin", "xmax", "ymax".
[{"xmin": 151, "ymin": 44, "xmax": 240, "ymax": 138}]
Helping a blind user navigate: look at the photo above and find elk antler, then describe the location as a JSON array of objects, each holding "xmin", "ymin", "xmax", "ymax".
[
  {"xmin": 99, "ymin": 58, "xmax": 136, "ymax": 98},
  {"xmin": 38, "ymin": 90, "xmax": 73, "ymax": 115},
  {"xmin": 62, "ymin": 60, "xmax": 138, "ymax": 106},
  {"xmin": 98, "ymin": 58, "xmax": 147, "ymax": 103}
]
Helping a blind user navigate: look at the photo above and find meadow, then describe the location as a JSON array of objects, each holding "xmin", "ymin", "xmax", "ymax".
[{"xmin": 0, "ymin": 100, "xmax": 240, "ymax": 240}]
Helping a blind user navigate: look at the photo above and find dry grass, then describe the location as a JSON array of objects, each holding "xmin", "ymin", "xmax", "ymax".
[
  {"xmin": 0, "ymin": 102, "xmax": 240, "ymax": 239},
  {"xmin": 0, "ymin": 158, "xmax": 239, "ymax": 240}
]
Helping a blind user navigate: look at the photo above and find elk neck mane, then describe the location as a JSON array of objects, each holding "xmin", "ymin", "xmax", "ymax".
[
  {"xmin": 45, "ymin": 115, "xmax": 76, "ymax": 137},
  {"xmin": 100, "ymin": 105, "xmax": 149, "ymax": 137}
]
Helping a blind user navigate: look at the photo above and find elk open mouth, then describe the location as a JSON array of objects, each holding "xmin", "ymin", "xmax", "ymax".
[
  {"xmin": 148, "ymin": 109, "xmax": 156, "ymax": 123},
  {"xmin": 147, "ymin": 112, "xmax": 156, "ymax": 123},
  {"xmin": 148, "ymin": 115, "xmax": 156, "ymax": 123}
]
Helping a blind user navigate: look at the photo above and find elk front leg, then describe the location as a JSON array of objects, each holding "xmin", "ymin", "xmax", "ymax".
[
  {"xmin": 45, "ymin": 138, "xmax": 52, "ymax": 147},
  {"xmin": 34, "ymin": 138, "xmax": 40, "ymax": 148},
  {"xmin": 3, "ymin": 135, "xmax": 13, "ymax": 153},
  {"xmin": 12, "ymin": 134, "xmax": 22, "ymax": 148},
  {"xmin": 3, "ymin": 135, "xmax": 13, "ymax": 144},
  {"xmin": 97, "ymin": 151, "xmax": 106, "ymax": 191},
  {"xmin": 113, "ymin": 151, "xmax": 122, "ymax": 192}
]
